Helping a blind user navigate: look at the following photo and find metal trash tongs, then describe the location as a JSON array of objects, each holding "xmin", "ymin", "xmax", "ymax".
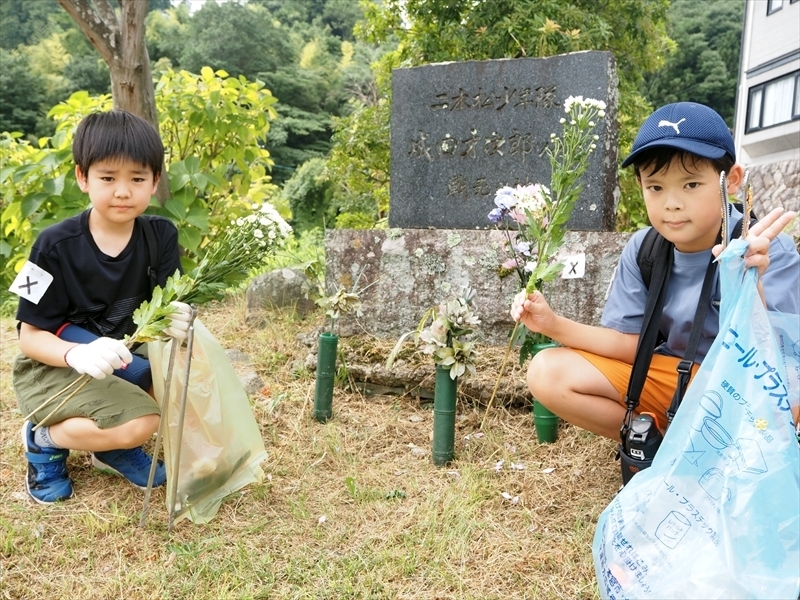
[{"xmin": 139, "ymin": 306, "xmax": 198, "ymax": 531}]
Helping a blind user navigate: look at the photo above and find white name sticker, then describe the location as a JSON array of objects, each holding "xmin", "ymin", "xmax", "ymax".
[
  {"xmin": 560, "ymin": 254, "xmax": 586, "ymax": 279},
  {"xmin": 9, "ymin": 261, "xmax": 53, "ymax": 305}
]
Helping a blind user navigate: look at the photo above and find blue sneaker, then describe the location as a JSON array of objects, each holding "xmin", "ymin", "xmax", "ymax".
[
  {"xmin": 21, "ymin": 421, "xmax": 73, "ymax": 504},
  {"xmin": 92, "ymin": 447, "xmax": 166, "ymax": 489}
]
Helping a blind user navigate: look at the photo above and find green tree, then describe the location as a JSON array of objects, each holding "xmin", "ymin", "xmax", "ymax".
[
  {"xmin": 257, "ymin": 32, "xmax": 353, "ymax": 184},
  {"xmin": 325, "ymin": 52, "xmax": 393, "ymax": 225},
  {"xmin": 61, "ymin": 55, "xmax": 112, "ymax": 97},
  {"xmin": 0, "ymin": 0, "xmax": 67, "ymax": 50},
  {"xmin": 642, "ymin": 0, "xmax": 743, "ymax": 125},
  {"xmin": 253, "ymin": 0, "xmax": 363, "ymax": 39},
  {"xmin": 145, "ymin": 3, "xmax": 191, "ymax": 65},
  {"xmin": 0, "ymin": 50, "xmax": 49, "ymax": 135},
  {"xmin": 178, "ymin": 2, "xmax": 296, "ymax": 79},
  {"xmin": 57, "ymin": 0, "xmax": 158, "ymax": 122},
  {"xmin": 281, "ymin": 157, "xmax": 338, "ymax": 232},
  {"xmin": 320, "ymin": 0, "xmax": 363, "ymax": 40}
]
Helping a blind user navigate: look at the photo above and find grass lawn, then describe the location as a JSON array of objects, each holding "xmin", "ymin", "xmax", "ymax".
[{"xmin": 0, "ymin": 296, "xmax": 619, "ymax": 599}]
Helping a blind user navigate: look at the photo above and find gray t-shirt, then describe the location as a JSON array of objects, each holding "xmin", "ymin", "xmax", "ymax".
[{"xmin": 602, "ymin": 205, "xmax": 800, "ymax": 364}]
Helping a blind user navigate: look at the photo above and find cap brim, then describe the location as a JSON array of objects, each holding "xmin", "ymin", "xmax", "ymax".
[{"xmin": 621, "ymin": 138, "xmax": 730, "ymax": 168}]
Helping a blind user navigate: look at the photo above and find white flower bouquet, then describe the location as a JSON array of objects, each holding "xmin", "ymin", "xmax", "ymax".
[
  {"xmin": 483, "ymin": 96, "xmax": 606, "ymax": 423},
  {"xmin": 489, "ymin": 95, "xmax": 606, "ymax": 296}
]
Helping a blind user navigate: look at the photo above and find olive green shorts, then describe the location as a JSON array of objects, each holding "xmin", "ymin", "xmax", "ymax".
[{"xmin": 13, "ymin": 354, "xmax": 160, "ymax": 429}]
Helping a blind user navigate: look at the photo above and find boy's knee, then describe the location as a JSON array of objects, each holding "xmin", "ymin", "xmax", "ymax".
[
  {"xmin": 526, "ymin": 347, "xmax": 563, "ymax": 400},
  {"xmin": 115, "ymin": 414, "xmax": 159, "ymax": 448}
]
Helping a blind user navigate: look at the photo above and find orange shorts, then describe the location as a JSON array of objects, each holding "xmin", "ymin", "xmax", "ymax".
[{"xmin": 573, "ymin": 350, "xmax": 699, "ymax": 430}]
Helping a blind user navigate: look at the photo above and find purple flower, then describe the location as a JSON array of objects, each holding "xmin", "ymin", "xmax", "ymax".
[
  {"xmin": 515, "ymin": 241, "xmax": 531, "ymax": 256},
  {"xmin": 488, "ymin": 208, "xmax": 504, "ymax": 223},
  {"xmin": 494, "ymin": 186, "xmax": 517, "ymax": 210}
]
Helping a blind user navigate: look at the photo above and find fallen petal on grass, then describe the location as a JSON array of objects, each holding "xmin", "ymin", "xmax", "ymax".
[{"xmin": 500, "ymin": 492, "xmax": 520, "ymax": 504}]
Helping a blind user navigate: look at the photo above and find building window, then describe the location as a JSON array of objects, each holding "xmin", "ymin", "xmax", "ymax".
[
  {"xmin": 768, "ymin": 0, "xmax": 783, "ymax": 13},
  {"xmin": 746, "ymin": 71, "xmax": 800, "ymax": 132}
]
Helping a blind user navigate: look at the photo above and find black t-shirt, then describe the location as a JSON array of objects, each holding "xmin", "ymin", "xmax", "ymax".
[{"xmin": 16, "ymin": 209, "xmax": 181, "ymax": 339}]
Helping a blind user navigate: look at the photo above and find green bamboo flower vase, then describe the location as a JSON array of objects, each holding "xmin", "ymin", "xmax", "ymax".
[
  {"xmin": 531, "ymin": 342, "xmax": 559, "ymax": 443},
  {"xmin": 432, "ymin": 364, "xmax": 458, "ymax": 466},
  {"xmin": 313, "ymin": 332, "xmax": 338, "ymax": 422}
]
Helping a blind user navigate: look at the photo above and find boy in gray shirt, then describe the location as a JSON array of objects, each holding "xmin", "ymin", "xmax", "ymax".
[{"xmin": 511, "ymin": 102, "xmax": 799, "ymax": 439}]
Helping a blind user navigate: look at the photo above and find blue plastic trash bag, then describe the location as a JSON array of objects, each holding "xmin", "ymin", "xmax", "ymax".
[{"xmin": 593, "ymin": 239, "xmax": 800, "ymax": 600}]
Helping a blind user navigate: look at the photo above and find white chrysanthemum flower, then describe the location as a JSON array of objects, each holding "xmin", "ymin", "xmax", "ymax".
[
  {"xmin": 564, "ymin": 95, "xmax": 584, "ymax": 113},
  {"xmin": 565, "ymin": 95, "xmax": 606, "ymax": 114},
  {"xmin": 253, "ymin": 229, "xmax": 264, "ymax": 239}
]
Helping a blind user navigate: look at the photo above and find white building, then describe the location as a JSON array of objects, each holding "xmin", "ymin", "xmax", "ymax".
[{"xmin": 734, "ymin": 0, "xmax": 799, "ymax": 234}]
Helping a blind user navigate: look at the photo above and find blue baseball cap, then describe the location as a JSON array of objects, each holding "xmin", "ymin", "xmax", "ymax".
[{"xmin": 621, "ymin": 102, "xmax": 736, "ymax": 167}]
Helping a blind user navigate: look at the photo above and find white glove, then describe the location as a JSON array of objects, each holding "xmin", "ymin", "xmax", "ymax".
[
  {"xmin": 163, "ymin": 301, "xmax": 193, "ymax": 341},
  {"xmin": 65, "ymin": 337, "xmax": 133, "ymax": 379}
]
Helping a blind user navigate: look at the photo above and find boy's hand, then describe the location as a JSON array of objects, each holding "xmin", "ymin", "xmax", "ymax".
[
  {"xmin": 163, "ymin": 301, "xmax": 192, "ymax": 341},
  {"xmin": 712, "ymin": 207, "xmax": 797, "ymax": 279},
  {"xmin": 65, "ymin": 337, "xmax": 133, "ymax": 379},
  {"xmin": 510, "ymin": 289, "xmax": 555, "ymax": 334}
]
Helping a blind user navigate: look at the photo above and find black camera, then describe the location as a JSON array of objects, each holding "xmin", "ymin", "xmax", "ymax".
[{"xmin": 619, "ymin": 413, "xmax": 663, "ymax": 486}]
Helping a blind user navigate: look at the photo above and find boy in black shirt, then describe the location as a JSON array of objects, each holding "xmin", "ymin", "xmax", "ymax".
[{"xmin": 13, "ymin": 110, "xmax": 192, "ymax": 504}]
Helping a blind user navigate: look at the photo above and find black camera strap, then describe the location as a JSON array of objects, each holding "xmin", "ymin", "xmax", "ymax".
[
  {"xmin": 620, "ymin": 235, "xmax": 672, "ymax": 444},
  {"xmin": 138, "ymin": 215, "xmax": 160, "ymax": 296},
  {"xmin": 620, "ymin": 236, "xmax": 719, "ymax": 444},
  {"xmin": 666, "ymin": 257, "xmax": 717, "ymax": 425}
]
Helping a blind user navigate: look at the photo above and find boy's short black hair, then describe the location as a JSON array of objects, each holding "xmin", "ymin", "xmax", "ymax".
[
  {"xmin": 73, "ymin": 110, "xmax": 164, "ymax": 177},
  {"xmin": 632, "ymin": 146, "xmax": 735, "ymax": 179}
]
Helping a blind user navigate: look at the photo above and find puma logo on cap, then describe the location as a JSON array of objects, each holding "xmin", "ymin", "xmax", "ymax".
[{"xmin": 658, "ymin": 118, "xmax": 686, "ymax": 135}]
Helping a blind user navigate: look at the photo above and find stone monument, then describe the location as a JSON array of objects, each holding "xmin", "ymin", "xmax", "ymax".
[
  {"xmin": 389, "ymin": 51, "xmax": 619, "ymax": 231},
  {"xmin": 323, "ymin": 51, "xmax": 624, "ymax": 351}
]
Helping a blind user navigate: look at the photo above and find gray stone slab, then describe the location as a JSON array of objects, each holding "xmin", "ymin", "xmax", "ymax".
[
  {"xmin": 325, "ymin": 228, "xmax": 631, "ymax": 347},
  {"xmin": 389, "ymin": 51, "xmax": 619, "ymax": 231}
]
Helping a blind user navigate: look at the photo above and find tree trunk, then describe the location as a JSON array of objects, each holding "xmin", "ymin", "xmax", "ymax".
[{"xmin": 56, "ymin": 0, "xmax": 169, "ymax": 203}]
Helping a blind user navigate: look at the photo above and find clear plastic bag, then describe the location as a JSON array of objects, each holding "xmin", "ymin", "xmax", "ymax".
[
  {"xmin": 593, "ymin": 239, "xmax": 800, "ymax": 599},
  {"xmin": 149, "ymin": 319, "xmax": 267, "ymax": 524}
]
